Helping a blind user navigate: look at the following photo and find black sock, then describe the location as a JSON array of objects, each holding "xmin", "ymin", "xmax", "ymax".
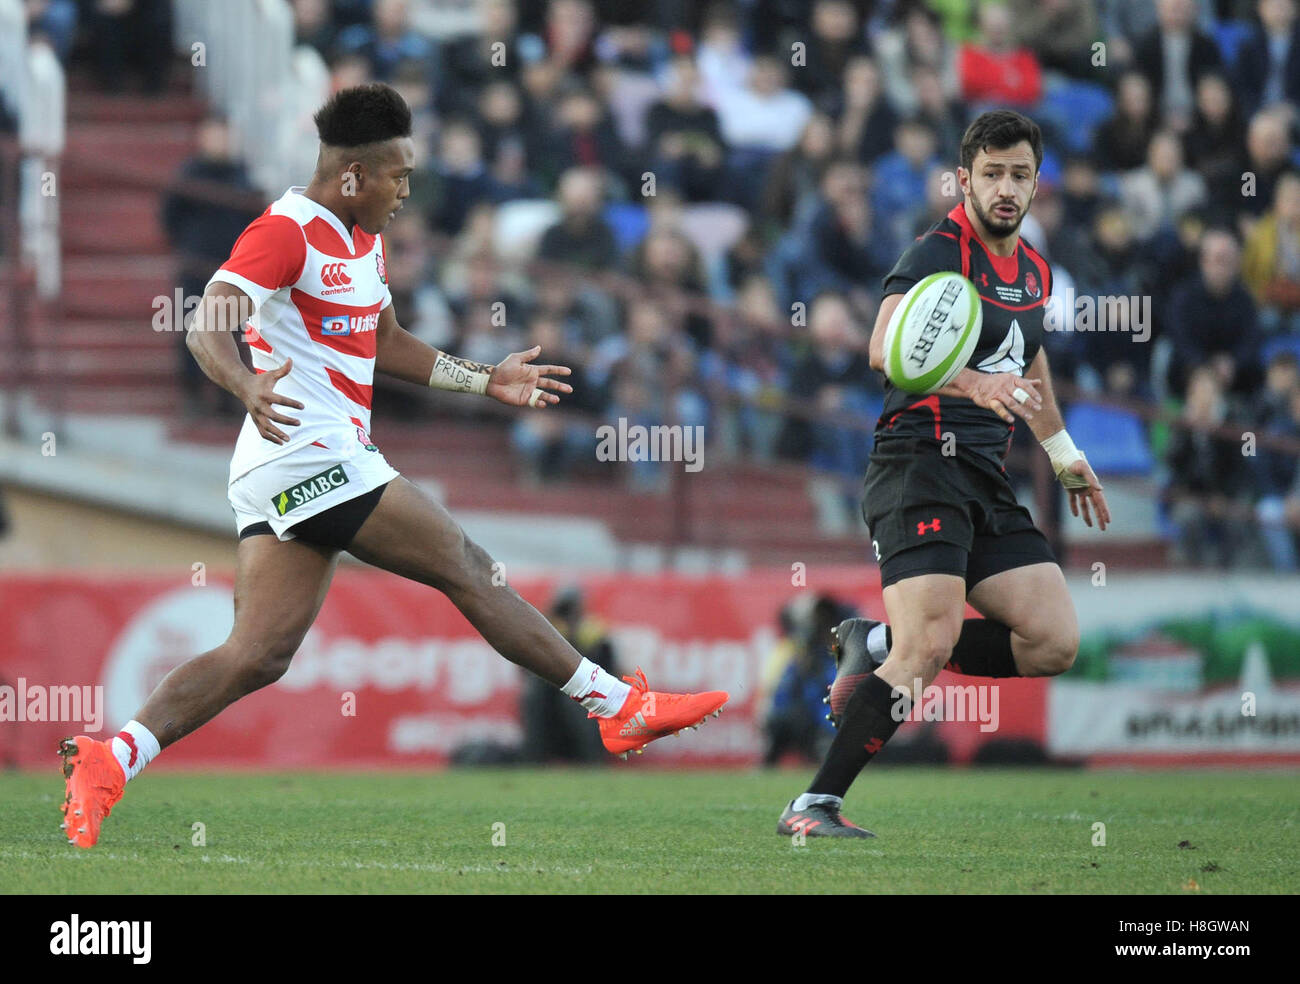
[
  {"xmin": 807, "ymin": 673, "xmax": 903, "ymax": 798},
  {"xmin": 945, "ymin": 619, "xmax": 1019, "ymax": 677}
]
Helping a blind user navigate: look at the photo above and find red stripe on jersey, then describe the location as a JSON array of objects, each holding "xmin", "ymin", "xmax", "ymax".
[
  {"xmin": 290, "ymin": 289, "xmax": 380, "ymax": 360},
  {"xmin": 326, "ymin": 367, "xmax": 373, "ymax": 409},
  {"xmin": 243, "ymin": 320, "xmax": 273, "ymax": 353},
  {"xmin": 302, "ymin": 217, "xmax": 379, "ymax": 258},
  {"xmin": 222, "ymin": 212, "xmax": 308, "ymax": 292},
  {"xmin": 947, "ymin": 203, "xmax": 1019, "ymax": 283}
]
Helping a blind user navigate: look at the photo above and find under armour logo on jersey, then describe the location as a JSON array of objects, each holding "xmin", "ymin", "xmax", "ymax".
[
  {"xmin": 320, "ymin": 263, "xmax": 352, "ymax": 287},
  {"xmin": 917, "ymin": 518, "xmax": 942, "ymax": 535},
  {"xmin": 978, "ymin": 272, "xmax": 989, "ymax": 288}
]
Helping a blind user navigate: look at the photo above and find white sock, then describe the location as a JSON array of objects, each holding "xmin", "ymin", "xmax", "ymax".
[
  {"xmin": 110, "ymin": 720, "xmax": 160, "ymax": 783},
  {"xmin": 867, "ymin": 622, "xmax": 889, "ymax": 659},
  {"xmin": 793, "ymin": 792, "xmax": 843, "ymax": 811},
  {"xmin": 561, "ymin": 657, "xmax": 631, "ymax": 718}
]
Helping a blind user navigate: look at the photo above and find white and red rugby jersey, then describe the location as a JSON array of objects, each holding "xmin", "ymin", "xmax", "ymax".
[{"xmin": 208, "ymin": 186, "xmax": 392, "ymax": 482}]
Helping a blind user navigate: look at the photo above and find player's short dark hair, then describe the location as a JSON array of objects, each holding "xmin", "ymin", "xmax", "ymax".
[
  {"xmin": 314, "ymin": 83, "xmax": 412, "ymax": 148},
  {"xmin": 960, "ymin": 110, "xmax": 1043, "ymax": 174}
]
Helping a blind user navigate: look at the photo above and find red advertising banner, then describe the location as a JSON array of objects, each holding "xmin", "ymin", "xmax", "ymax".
[{"xmin": 0, "ymin": 569, "xmax": 1048, "ymax": 769}]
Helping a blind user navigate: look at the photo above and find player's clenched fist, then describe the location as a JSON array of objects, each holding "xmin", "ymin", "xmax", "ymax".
[
  {"xmin": 238, "ymin": 358, "xmax": 305, "ymax": 445},
  {"xmin": 964, "ymin": 370, "xmax": 1043, "ymax": 423}
]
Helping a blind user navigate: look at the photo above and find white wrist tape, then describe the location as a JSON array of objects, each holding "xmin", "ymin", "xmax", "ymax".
[
  {"xmin": 428, "ymin": 353, "xmax": 491, "ymax": 395},
  {"xmin": 1040, "ymin": 428, "xmax": 1090, "ymax": 489}
]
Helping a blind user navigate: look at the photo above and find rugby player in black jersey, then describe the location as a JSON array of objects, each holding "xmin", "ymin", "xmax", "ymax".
[{"xmin": 778, "ymin": 110, "xmax": 1111, "ymax": 838}]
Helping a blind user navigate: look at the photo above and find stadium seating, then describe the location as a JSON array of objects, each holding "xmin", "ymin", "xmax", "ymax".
[{"xmin": 1064, "ymin": 402, "xmax": 1154, "ymax": 476}]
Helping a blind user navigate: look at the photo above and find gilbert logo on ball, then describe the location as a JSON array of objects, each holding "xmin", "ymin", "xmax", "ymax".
[{"xmin": 883, "ymin": 271, "xmax": 982, "ymax": 394}]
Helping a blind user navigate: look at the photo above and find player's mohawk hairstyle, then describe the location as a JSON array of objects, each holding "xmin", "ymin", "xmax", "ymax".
[{"xmin": 314, "ymin": 83, "xmax": 412, "ymax": 148}]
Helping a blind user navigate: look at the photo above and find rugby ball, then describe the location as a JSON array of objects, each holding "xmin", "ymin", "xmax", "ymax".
[{"xmin": 882, "ymin": 271, "xmax": 982, "ymax": 394}]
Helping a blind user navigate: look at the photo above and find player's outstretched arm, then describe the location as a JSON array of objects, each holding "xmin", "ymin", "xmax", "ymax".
[
  {"xmin": 186, "ymin": 282, "xmax": 304, "ymax": 444},
  {"xmin": 1023, "ymin": 348, "xmax": 1111, "ymax": 531},
  {"xmin": 373, "ymin": 305, "xmax": 572, "ymax": 408}
]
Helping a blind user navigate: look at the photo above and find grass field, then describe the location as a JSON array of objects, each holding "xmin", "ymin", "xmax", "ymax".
[{"xmin": 1, "ymin": 767, "xmax": 1296, "ymax": 894}]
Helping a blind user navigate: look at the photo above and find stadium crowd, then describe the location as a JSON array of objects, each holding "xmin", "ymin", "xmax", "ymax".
[{"xmin": 18, "ymin": 0, "xmax": 1300, "ymax": 568}]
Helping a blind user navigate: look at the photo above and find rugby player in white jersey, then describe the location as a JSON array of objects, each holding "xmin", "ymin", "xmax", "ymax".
[{"xmin": 58, "ymin": 84, "xmax": 728, "ymax": 848}]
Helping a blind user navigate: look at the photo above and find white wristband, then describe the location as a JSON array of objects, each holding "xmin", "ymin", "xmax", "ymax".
[
  {"xmin": 1039, "ymin": 428, "xmax": 1083, "ymax": 473},
  {"xmin": 428, "ymin": 353, "xmax": 491, "ymax": 395}
]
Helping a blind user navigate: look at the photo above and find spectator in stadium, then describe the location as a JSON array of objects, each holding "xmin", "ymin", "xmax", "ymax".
[
  {"xmin": 1119, "ymin": 130, "xmax": 1208, "ymax": 243},
  {"xmin": 1238, "ymin": 106, "xmax": 1296, "ymax": 225},
  {"xmin": 793, "ymin": 159, "xmax": 894, "ymax": 310},
  {"xmin": 427, "ymin": 119, "xmax": 505, "ymax": 236},
  {"xmin": 1243, "ymin": 168, "xmax": 1300, "ymax": 333},
  {"xmin": 1252, "ymin": 362, "xmax": 1300, "ymax": 570},
  {"xmin": 291, "ymin": 0, "xmax": 337, "ymax": 62},
  {"xmin": 910, "ymin": 64, "xmax": 967, "ymax": 164},
  {"xmin": 1130, "ymin": 0, "xmax": 1223, "ymax": 129},
  {"xmin": 760, "ymin": 112, "xmax": 836, "ymax": 234},
  {"xmin": 519, "ymin": 586, "xmax": 618, "ymax": 763},
  {"xmin": 510, "ymin": 314, "xmax": 601, "ymax": 482},
  {"xmin": 476, "ymin": 80, "xmax": 543, "ymax": 187},
  {"xmin": 541, "ymin": 86, "xmax": 630, "ymax": 190},
  {"xmin": 714, "ymin": 50, "xmax": 813, "ymax": 157},
  {"xmin": 85, "ymin": 0, "xmax": 171, "ymax": 94},
  {"xmin": 832, "ymin": 55, "xmax": 901, "ymax": 165},
  {"xmin": 1163, "ymin": 366, "xmax": 1254, "ymax": 568},
  {"xmin": 792, "ymin": 0, "xmax": 871, "ymax": 111},
  {"xmin": 1093, "ymin": 71, "xmax": 1159, "ymax": 174},
  {"xmin": 1007, "ymin": 0, "xmax": 1101, "ymax": 80},
  {"xmin": 761, "ymin": 595, "xmax": 842, "ymax": 767},
  {"xmin": 630, "ymin": 227, "xmax": 711, "ymax": 346},
  {"xmin": 1163, "ymin": 227, "xmax": 1263, "ymax": 397},
  {"xmin": 1236, "ymin": 0, "xmax": 1300, "ymax": 117},
  {"xmin": 161, "ymin": 115, "xmax": 260, "ymax": 417},
  {"xmin": 644, "ymin": 55, "xmax": 727, "ymax": 203},
  {"xmin": 873, "ymin": 3, "xmax": 959, "ymax": 118},
  {"xmin": 335, "ymin": 0, "xmax": 433, "ymax": 82},
  {"xmin": 1060, "ymin": 153, "xmax": 1105, "ymax": 229},
  {"xmin": 436, "ymin": 0, "xmax": 524, "ymax": 117},
  {"xmin": 956, "ymin": 2, "xmax": 1044, "ymax": 108},
  {"xmin": 593, "ymin": 300, "xmax": 705, "ymax": 489},
  {"xmin": 871, "ymin": 119, "xmax": 942, "ymax": 260},
  {"xmin": 536, "ymin": 166, "xmax": 619, "ymax": 272},
  {"xmin": 1183, "ymin": 72, "xmax": 1249, "ymax": 214},
  {"xmin": 695, "ymin": 1, "xmax": 752, "ymax": 108},
  {"xmin": 775, "ymin": 291, "xmax": 876, "ymax": 496},
  {"xmin": 537, "ymin": 0, "xmax": 598, "ymax": 76}
]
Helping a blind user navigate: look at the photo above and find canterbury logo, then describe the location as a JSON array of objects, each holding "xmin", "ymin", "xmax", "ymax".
[
  {"xmin": 619, "ymin": 711, "xmax": 651, "ymax": 737},
  {"xmin": 320, "ymin": 263, "xmax": 352, "ymax": 287}
]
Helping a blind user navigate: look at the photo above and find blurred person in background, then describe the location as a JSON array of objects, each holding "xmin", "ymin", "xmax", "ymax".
[
  {"xmin": 510, "ymin": 313, "xmax": 602, "ymax": 482},
  {"xmin": 760, "ymin": 112, "xmax": 837, "ymax": 234},
  {"xmin": 437, "ymin": 0, "xmax": 523, "ymax": 117},
  {"xmin": 336, "ymin": 0, "xmax": 433, "ymax": 81},
  {"xmin": 162, "ymin": 115, "xmax": 261, "ymax": 418},
  {"xmin": 85, "ymin": 0, "xmax": 170, "ymax": 94},
  {"xmin": 873, "ymin": 3, "xmax": 959, "ymax": 118},
  {"xmin": 292, "ymin": 0, "xmax": 338, "ymax": 61},
  {"xmin": 1119, "ymin": 130, "xmax": 1208, "ymax": 244},
  {"xmin": 715, "ymin": 50, "xmax": 813, "ymax": 206},
  {"xmin": 1236, "ymin": 0, "xmax": 1300, "ymax": 117},
  {"xmin": 630, "ymin": 226, "xmax": 711, "ymax": 346},
  {"xmin": 832, "ymin": 55, "xmax": 900, "ymax": 165},
  {"xmin": 1183, "ymin": 72, "xmax": 1249, "ymax": 216},
  {"xmin": 520, "ymin": 586, "xmax": 619, "ymax": 763},
  {"xmin": 1236, "ymin": 105, "xmax": 1295, "ymax": 226},
  {"xmin": 956, "ymin": 2, "xmax": 1043, "ymax": 108},
  {"xmin": 1163, "ymin": 226, "xmax": 1262, "ymax": 397},
  {"xmin": 792, "ymin": 0, "xmax": 871, "ymax": 111},
  {"xmin": 1163, "ymin": 366, "xmax": 1254, "ymax": 567},
  {"xmin": 645, "ymin": 55, "xmax": 726, "ymax": 203},
  {"xmin": 910, "ymin": 64, "xmax": 967, "ymax": 163},
  {"xmin": 1007, "ymin": 0, "xmax": 1100, "ymax": 81},
  {"xmin": 1131, "ymin": 0, "xmax": 1223, "ymax": 130},
  {"xmin": 1093, "ymin": 71, "xmax": 1159, "ymax": 174},
  {"xmin": 761, "ymin": 595, "xmax": 845, "ymax": 767},
  {"xmin": 793, "ymin": 158, "xmax": 894, "ymax": 309},
  {"xmin": 537, "ymin": 166, "xmax": 618, "ymax": 271},
  {"xmin": 1252, "ymin": 351, "xmax": 1300, "ymax": 570},
  {"xmin": 872, "ymin": 119, "xmax": 942, "ymax": 260},
  {"xmin": 541, "ymin": 85, "xmax": 630, "ymax": 190},
  {"xmin": 1242, "ymin": 168, "xmax": 1300, "ymax": 333}
]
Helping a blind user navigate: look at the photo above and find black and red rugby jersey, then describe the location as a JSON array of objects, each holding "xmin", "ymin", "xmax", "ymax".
[{"xmin": 877, "ymin": 202, "xmax": 1052, "ymax": 466}]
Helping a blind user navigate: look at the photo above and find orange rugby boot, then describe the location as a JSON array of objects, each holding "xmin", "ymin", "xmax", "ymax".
[
  {"xmin": 58, "ymin": 736, "xmax": 125, "ymax": 849},
  {"xmin": 597, "ymin": 667, "xmax": 729, "ymax": 758}
]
